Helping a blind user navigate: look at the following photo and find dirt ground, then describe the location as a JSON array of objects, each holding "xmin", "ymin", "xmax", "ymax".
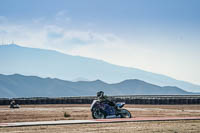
[
  {"xmin": 1, "ymin": 104, "xmax": 200, "ymax": 123},
  {"xmin": 1, "ymin": 104, "xmax": 200, "ymax": 132},
  {"xmin": 1, "ymin": 120, "xmax": 200, "ymax": 133}
]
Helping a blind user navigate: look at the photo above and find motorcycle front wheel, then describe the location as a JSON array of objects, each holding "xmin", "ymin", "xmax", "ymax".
[
  {"xmin": 120, "ymin": 109, "xmax": 132, "ymax": 118},
  {"xmin": 92, "ymin": 109, "xmax": 106, "ymax": 119}
]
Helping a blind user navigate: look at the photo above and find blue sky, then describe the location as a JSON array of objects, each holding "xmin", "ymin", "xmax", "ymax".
[{"xmin": 0, "ymin": 0, "xmax": 200, "ymax": 84}]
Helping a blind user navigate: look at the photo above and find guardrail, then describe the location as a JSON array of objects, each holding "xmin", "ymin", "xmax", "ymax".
[{"xmin": 1, "ymin": 95, "xmax": 200, "ymax": 105}]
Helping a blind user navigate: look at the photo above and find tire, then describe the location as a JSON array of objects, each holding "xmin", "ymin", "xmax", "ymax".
[
  {"xmin": 120, "ymin": 109, "xmax": 132, "ymax": 118},
  {"xmin": 92, "ymin": 109, "xmax": 106, "ymax": 119}
]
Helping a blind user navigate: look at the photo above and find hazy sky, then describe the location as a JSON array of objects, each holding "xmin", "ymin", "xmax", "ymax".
[{"xmin": 0, "ymin": 0, "xmax": 200, "ymax": 84}]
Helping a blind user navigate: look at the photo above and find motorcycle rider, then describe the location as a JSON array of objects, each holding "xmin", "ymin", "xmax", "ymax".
[
  {"xmin": 96, "ymin": 91, "xmax": 115, "ymax": 106},
  {"xmin": 91, "ymin": 91, "xmax": 131, "ymax": 119}
]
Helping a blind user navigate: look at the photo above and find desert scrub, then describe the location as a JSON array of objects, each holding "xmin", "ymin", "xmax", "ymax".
[{"xmin": 64, "ymin": 112, "xmax": 71, "ymax": 117}]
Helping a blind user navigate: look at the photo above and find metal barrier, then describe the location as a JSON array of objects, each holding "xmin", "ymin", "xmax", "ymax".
[{"xmin": 1, "ymin": 95, "xmax": 200, "ymax": 105}]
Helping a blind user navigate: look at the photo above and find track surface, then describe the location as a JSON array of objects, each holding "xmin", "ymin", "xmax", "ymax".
[{"xmin": 1, "ymin": 116, "xmax": 200, "ymax": 127}]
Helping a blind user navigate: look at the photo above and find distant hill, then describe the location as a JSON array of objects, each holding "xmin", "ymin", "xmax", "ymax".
[
  {"xmin": 0, "ymin": 44, "xmax": 200, "ymax": 92},
  {"xmin": 0, "ymin": 74, "xmax": 191, "ymax": 98}
]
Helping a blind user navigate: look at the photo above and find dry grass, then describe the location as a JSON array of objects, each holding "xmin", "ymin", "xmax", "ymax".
[
  {"xmin": 1, "ymin": 104, "xmax": 200, "ymax": 132},
  {"xmin": 0, "ymin": 104, "xmax": 91, "ymax": 123},
  {"xmin": 1, "ymin": 104, "xmax": 200, "ymax": 123},
  {"xmin": 1, "ymin": 120, "xmax": 200, "ymax": 133}
]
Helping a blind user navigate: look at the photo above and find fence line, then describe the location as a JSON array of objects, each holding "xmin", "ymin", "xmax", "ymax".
[{"xmin": 1, "ymin": 95, "xmax": 200, "ymax": 105}]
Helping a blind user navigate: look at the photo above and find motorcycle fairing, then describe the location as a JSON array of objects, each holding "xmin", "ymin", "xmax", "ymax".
[{"xmin": 116, "ymin": 102, "xmax": 125, "ymax": 108}]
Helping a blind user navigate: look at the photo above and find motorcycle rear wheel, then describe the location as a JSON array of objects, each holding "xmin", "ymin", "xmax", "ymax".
[{"xmin": 120, "ymin": 109, "xmax": 132, "ymax": 118}]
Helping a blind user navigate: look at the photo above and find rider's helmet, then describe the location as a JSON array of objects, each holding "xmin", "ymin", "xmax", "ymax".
[{"xmin": 97, "ymin": 91, "xmax": 104, "ymax": 98}]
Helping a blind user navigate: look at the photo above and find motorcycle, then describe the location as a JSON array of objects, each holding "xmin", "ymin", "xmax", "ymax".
[{"xmin": 91, "ymin": 99, "xmax": 132, "ymax": 119}]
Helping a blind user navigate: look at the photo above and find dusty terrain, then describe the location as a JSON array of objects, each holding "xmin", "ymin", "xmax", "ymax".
[
  {"xmin": 1, "ymin": 120, "xmax": 200, "ymax": 133},
  {"xmin": 1, "ymin": 104, "xmax": 200, "ymax": 132}
]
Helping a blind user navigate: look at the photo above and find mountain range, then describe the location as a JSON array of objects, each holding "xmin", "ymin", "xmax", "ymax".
[
  {"xmin": 0, "ymin": 44, "xmax": 200, "ymax": 92},
  {"xmin": 0, "ymin": 74, "xmax": 191, "ymax": 98}
]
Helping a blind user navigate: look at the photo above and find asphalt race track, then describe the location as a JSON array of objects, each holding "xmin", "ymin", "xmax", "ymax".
[{"xmin": 1, "ymin": 117, "xmax": 200, "ymax": 127}]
